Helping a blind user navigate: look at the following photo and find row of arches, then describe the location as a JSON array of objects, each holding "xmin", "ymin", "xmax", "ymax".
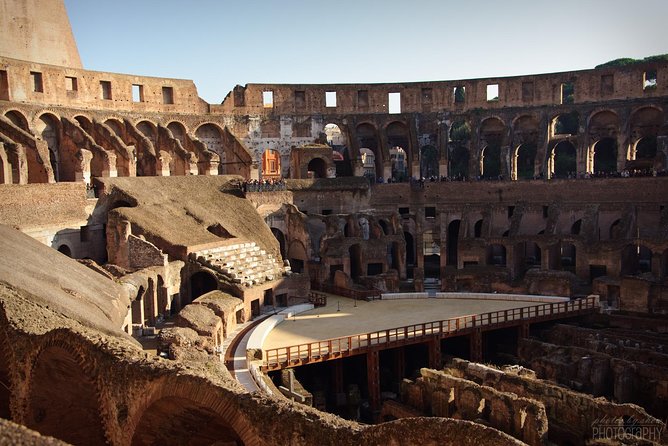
[
  {"xmin": 1, "ymin": 109, "xmax": 250, "ymax": 184},
  {"xmin": 312, "ymin": 106, "xmax": 665, "ymax": 181}
]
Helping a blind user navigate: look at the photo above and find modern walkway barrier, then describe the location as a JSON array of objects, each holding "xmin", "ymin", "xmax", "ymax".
[{"xmin": 261, "ymin": 295, "xmax": 599, "ymax": 371}]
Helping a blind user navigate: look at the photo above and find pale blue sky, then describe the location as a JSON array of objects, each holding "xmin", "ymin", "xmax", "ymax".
[{"xmin": 64, "ymin": 0, "xmax": 668, "ymax": 104}]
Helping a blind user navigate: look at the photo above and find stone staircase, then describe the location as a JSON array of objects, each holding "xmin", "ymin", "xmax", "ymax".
[{"xmin": 196, "ymin": 240, "xmax": 289, "ymax": 288}]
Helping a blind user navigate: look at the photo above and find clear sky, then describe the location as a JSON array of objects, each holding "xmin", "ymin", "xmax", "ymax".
[{"xmin": 64, "ymin": 0, "xmax": 668, "ymax": 104}]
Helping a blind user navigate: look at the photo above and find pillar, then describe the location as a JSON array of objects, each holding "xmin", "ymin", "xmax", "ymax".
[
  {"xmin": 470, "ymin": 329, "xmax": 483, "ymax": 363},
  {"xmin": 428, "ymin": 339, "xmax": 441, "ymax": 369},
  {"xmin": 366, "ymin": 351, "xmax": 380, "ymax": 412}
]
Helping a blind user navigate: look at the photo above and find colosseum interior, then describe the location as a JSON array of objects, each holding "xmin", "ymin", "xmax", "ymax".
[{"xmin": 0, "ymin": 1, "xmax": 667, "ymax": 445}]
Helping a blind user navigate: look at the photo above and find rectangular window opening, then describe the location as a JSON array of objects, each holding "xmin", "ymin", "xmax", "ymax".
[
  {"xmin": 542, "ymin": 206, "xmax": 549, "ymax": 218},
  {"xmin": 358, "ymin": 89, "xmax": 369, "ymax": 108},
  {"xmin": 322, "ymin": 209, "xmax": 332, "ymax": 215},
  {"xmin": 65, "ymin": 76, "xmax": 78, "ymax": 91},
  {"xmin": 132, "ymin": 84, "xmax": 144, "ymax": 102},
  {"xmin": 162, "ymin": 86, "xmax": 174, "ymax": 104},
  {"xmin": 325, "ymin": 91, "xmax": 337, "ymax": 108},
  {"xmin": 294, "ymin": 90, "xmax": 305, "ymax": 108},
  {"xmin": 388, "ymin": 92, "xmax": 401, "ymax": 114},
  {"xmin": 0, "ymin": 70, "xmax": 8, "ymax": 101},
  {"xmin": 561, "ymin": 82, "xmax": 574, "ymax": 104},
  {"xmin": 80, "ymin": 225, "xmax": 90, "ymax": 243},
  {"xmin": 600, "ymin": 74, "xmax": 614, "ymax": 96},
  {"xmin": 643, "ymin": 70, "xmax": 657, "ymax": 90},
  {"xmin": 522, "ymin": 81, "xmax": 534, "ymax": 102},
  {"xmin": 30, "ymin": 71, "xmax": 43, "ymax": 93},
  {"xmin": 100, "ymin": 80, "xmax": 112, "ymax": 100},
  {"xmin": 486, "ymin": 84, "xmax": 499, "ymax": 102},
  {"xmin": 454, "ymin": 86, "xmax": 466, "ymax": 104},
  {"xmin": 425, "ymin": 207, "xmax": 436, "ymax": 219},
  {"xmin": 262, "ymin": 91, "xmax": 274, "ymax": 108},
  {"xmin": 399, "ymin": 207, "xmax": 410, "ymax": 216}
]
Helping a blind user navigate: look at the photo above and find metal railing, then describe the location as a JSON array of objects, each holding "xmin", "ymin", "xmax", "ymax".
[
  {"xmin": 263, "ymin": 296, "xmax": 598, "ymax": 370},
  {"xmin": 310, "ymin": 281, "xmax": 382, "ymax": 301}
]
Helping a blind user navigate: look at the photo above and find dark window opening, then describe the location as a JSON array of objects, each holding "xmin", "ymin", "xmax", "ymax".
[
  {"xmin": 357, "ymin": 90, "xmax": 369, "ymax": 108},
  {"xmin": 65, "ymin": 76, "xmax": 78, "ymax": 92},
  {"xmin": 425, "ymin": 207, "xmax": 436, "ymax": 219},
  {"xmin": 100, "ymin": 81, "xmax": 112, "ymax": 100},
  {"xmin": 600, "ymin": 74, "xmax": 614, "ymax": 96},
  {"xmin": 321, "ymin": 209, "xmax": 332, "ymax": 215},
  {"xmin": 542, "ymin": 206, "xmax": 549, "ymax": 218},
  {"xmin": 454, "ymin": 86, "xmax": 466, "ymax": 104},
  {"xmin": 80, "ymin": 225, "xmax": 90, "ymax": 243},
  {"xmin": 295, "ymin": 90, "xmax": 305, "ymax": 108},
  {"xmin": 507, "ymin": 206, "xmax": 515, "ymax": 218},
  {"xmin": 561, "ymin": 82, "xmax": 574, "ymax": 104},
  {"xmin": 399, "ymin": 207, "xmax": 409, "ymax": 216},
  {"xmin": 367, "ymin": 263, "xmax": 383, "ymax": 276},
  {"xmin": 522, "ymin": 81, "xmax": 534, "ymax": 102},
  {"xmin": 30, "ymin": 71, "xmax": 43, "ymax": 93},
  {"xmin": 0, "ymin": 70, "xmax": 8, "ymax": 101},
  {"xmin": 162, "ymin": 86, "xmax": 174, "ymax": 104}
]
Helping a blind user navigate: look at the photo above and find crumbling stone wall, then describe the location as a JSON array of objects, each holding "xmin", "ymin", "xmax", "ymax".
[
  {"xmin": 398, "ymin": 368, "xmax": 548, "ymax": 445},
  {"xmin": 445, "ymin": 358, "xmax": 665, "ymax": 445}
]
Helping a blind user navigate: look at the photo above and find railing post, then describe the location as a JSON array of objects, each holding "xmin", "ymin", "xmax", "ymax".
[{"xmin": 286, "ymin": 346, "xmax": 291, "ymax": 362}]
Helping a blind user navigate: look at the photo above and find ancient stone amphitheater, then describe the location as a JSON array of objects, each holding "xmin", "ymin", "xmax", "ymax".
[{"xmin": 0, "ymin": 1, "xmax": 667, "ymax": 445}]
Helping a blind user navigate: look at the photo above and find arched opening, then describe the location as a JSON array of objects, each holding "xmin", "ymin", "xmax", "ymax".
[
  {"xmin": 524, "ymin": 242, "xmax": 541, "ymax": 268},
  {"xmin": 389, "ymin": 146, "xmax": 407, "ymax": 181},
  {"xmin": 57, "ymin": 245, "xmax": 72, "ymax": 257},
  {"xmin": 474, "ymin": 219, "xmax": 483, "ymax": 238},
  {"xmin": 166, "ymin": 122, "xmax": 187, "ymax": 145},
  {"xmin": 271, "ymin": 228, "xmax": 286, "ymax": 259},
  {"xmin": 423, "ymin": 230, "xmax": 440, "ymax": 278},
  {"xmin": 593, "ymin": 138, "xmax": 618, "ymax": 174},
  {"xmin": 137, "ymin": 121, "xmax": 157, "ymax": 145},
  {"xmin": 378, "ymin": 220, "xmax": 389, "ymax": 235},
  {"xmin": 349, "ymin": 244, "xmax": 362, "ymax": 280},
  {"xmin": 307, "ymin": 157, "xmax": 327, "ymax": 178},
  {"xmin": 420, "ymin": 145, "xmax": 438, "ymax": 178},
  {"xmin": 661, "ymin": 249, "xmax": 668, "ymax": 280},
  {"xmin": 35, "ymin": 113, "xmax": 60, "ymax": 182},
  {"xmin": 609, "ymin": 219, "xmax": 623, "ymax": 240},
  {"xmin": 130, "ymin": 396, "xmax": 243, "ymax": 446},
  {"xmin": 487, "ymin": 244, "xmax": 507, "ymax": 266},
  {"xmin": 481, "ymin": 144, "xmax": 501, "ymax": 179},
  {"xmin": 326, "ymin": 123, "xmax": 352, "ymax": 177},
  {"xmin": 560, "ymin": 243, "xmax": 576, "ymax": 273},
  {"xmin": 515, "ymin": 143, "xmax": 536, "ymax": 180},
  {"xmin": 4, "ymin": 110, "xmax": 29, "ymax": 131},
  {"xmin": 288, "ymin": 241, "xmax": 307, "ymax": 274},
  {"xmin": 552, "ymin": 111, "xmax": 579, "ymax": 136},
  {"xmin": 389, "ymin": 241, "xmax": 401, "ymax": 271},
  {"xmin": 105, "ymin": 119, "xmax": 124, "ymax": 137},
  {"xmin": 634, "ymin": 137, "xmax": 657, "ymax": 164},
  {"xmin": 447, "ymin": 220, "xmax": 461, "ymax": 266},
  {"xmin": 386, "ymin": 122, "xmax": 410, "ymax": 181},
  {"xmin": 195, "ymin": 124, "xmax": 224, "ymax": 173},
  {"xmin": 262, "ymin": 149, "xmax": 281, "ymax": 179},
  {"xmin": 552, "ymin": 141, "xmax": 577, "ymax": 178},
  {"xmin": 189, "ymin": 271, "xmax": 217, "ymax": 304},
  {"xmin": 571, "ymin": 219, "xmax": 582, "ymax": 235},
  {"xmin": 449, "ymin": 120, "xmax": 470, "ymax": 179},
  {"xmin": 74, "ymin": 115, "xmax": 92, "ymax": 133},
  {"xmin": 360, "ymin": 148, "xmax": 376, "ymax": 180},
  {"xmin": 26, "ymin": 346, "xmax": 106, "ymax": 445},
  {"xmin": 356, "ymin": 123, "xmax": 381, "ymax": 178}
]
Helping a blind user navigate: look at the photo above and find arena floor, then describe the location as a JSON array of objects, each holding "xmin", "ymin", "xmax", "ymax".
[{"xmin": 262, "ymin": 296, "xmax": 545, "ymax": 350}]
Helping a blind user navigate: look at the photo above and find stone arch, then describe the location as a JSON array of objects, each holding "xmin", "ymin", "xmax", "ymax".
[
  {"xmin": 360, "ymin": 148, "xmax": 376, "ymax": 179},
  {"xmin": 4, "ymin": 109, "xmax": 29, "ymax": 131},
  {"xmin": 561, "ymin": 243, "xmax": 576, "ymax": 272},
  {"xmin": 609, "ymin": 219, "xmax": 623, "ymax": 240},
  {"xmin": 514, "ymin": 143, "xmax": 537, "ymax": 180},
  {"xmin": 25, "ymin": 340, "xmax": 106, "ymax": 445},
  {"xmin": 287, "ymin": 240, "xmax": 308, "ymax": 274},
  {"xmin": 386, "ymin": 121, "xmax": 411, "ymax": 180},
  {"xmin": 325, "ymin": 123, "xmax": 352, "ymax": 176},
  {"xmin": 195, "ymin": 123, "xmax": 225, "ymax": 173},
  {"xmin": 550, "ymin": 141, "xmax": 577, "ymax": 178},
  {"xmin": 474, "ymin": 219, "xmax": 483, "ymax": 238},
  {"xmin": 571, "ymin": 219, "xmax": 582, "ymax": 235},
  {"xmin": 621, "ymin": 244, "xmax": 653, "ymax": 276},
  {"xmin": 356, "ymin": 123, "xmax": 382, "ymax": 177},
  {"xmin": 104, "ymin": 118, "xmax": 125, "ymax": 138},
  {"xmin": 404, "ymin": 231, "xmax": 415, "ymax": 267},
  {"xmin": 479, "ymin": 117, "xmax": 506, "ymax": 179},
  {"xmin": 136, "ymin": 120, "xmax": 157, "ymax": 145},
  {"xmin": 512, "ymin": 115, "xmax": 540, "ymax": 180},
  {"xmin": 550, "ymin": 111, "xmax": 579, "ymax": 137},
  {"xmin": 271, "ymin": 227, "xmax": 286, "ymax": 259},
  {"xmin": 126, "ymin": 379, "xmax": 258, "ymax": 446},
  {"xmin": 307, "ymin": 157, "xmax": 327, "ymax": 178},
  {"xmin": 57, "ymin": 244, "xmax": 72, "ymax": 257},
  {"xmin": 73, "ymin": 115, "xmax": 92, "ymax": 133},
  {"xmin": 166, "ymin": 121, "xmax": 187, "ymax": 145},
  {"xmin": 34, "ymin": 112, "xmax": 60, "ymax": 182},
  {"xmin": 188, "ymin": 271, "xmax": 218, "ymax": 304},
  {"xmin": 448, "ymin": 119, "xmax": 471, "ymax": 179},
  {"xmin": 592, "ymin": 137, "xmax": 618, "ymax": 174},
  {"xmin": 629, "ymin": 105, "xmax": 662, "ymax": 161}
]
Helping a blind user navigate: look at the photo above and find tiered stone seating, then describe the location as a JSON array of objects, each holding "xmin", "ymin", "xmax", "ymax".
[{"xmin": 196, "ymin": 239, "xmax": 289, "ymax": 287}]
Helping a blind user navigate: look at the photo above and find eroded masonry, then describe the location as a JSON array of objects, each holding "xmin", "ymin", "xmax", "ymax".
[{"xmin": 0, "ymin": 0, "xmax": 667, "ymax": 445}]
